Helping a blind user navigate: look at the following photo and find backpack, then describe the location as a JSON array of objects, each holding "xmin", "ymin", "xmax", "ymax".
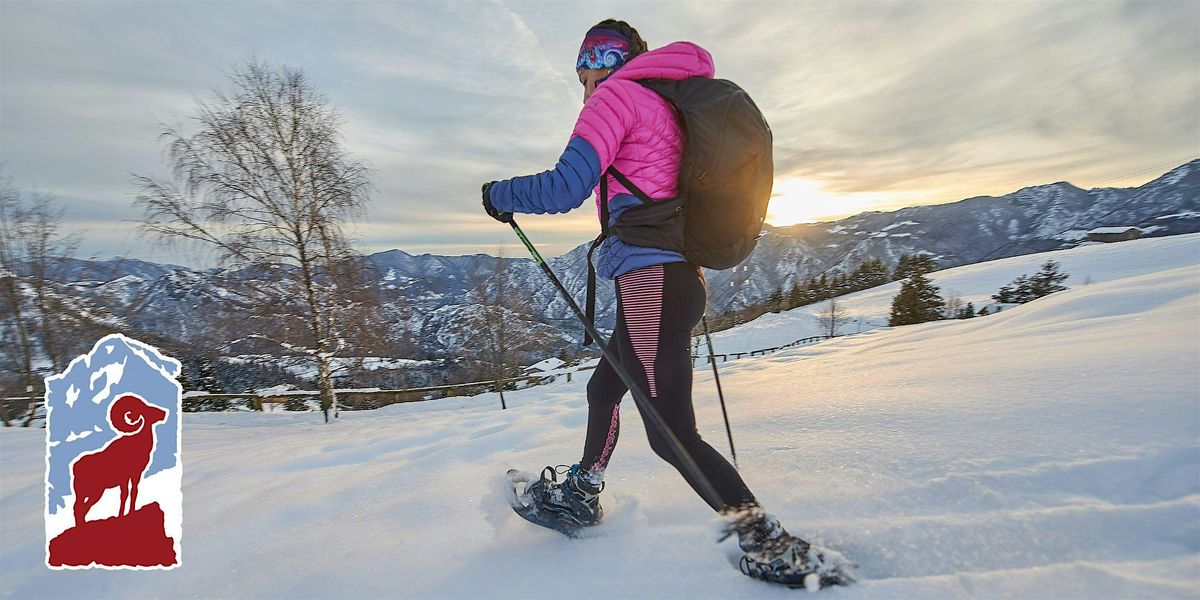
[
  {"xmin": 610, "ymin": 77, "xmax": 774, "ymax": 269},
  {"xmin": 583, "ymin": 77, "xmax": 774, "ymax": 345}
]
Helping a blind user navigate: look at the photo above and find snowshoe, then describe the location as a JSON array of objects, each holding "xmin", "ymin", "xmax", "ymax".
[
  {"xmin": 506, "ymin": 465, "xmax": 603, "ymax": 538},
  {"xmin": 724, "ymin": 508, "xmax": 856, "ymax": 591}
]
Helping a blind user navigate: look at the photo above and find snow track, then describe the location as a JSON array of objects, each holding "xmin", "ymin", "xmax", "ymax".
[{"xmin": 1, "ymin": 235, "xmax": 1198, "ymax": 598}]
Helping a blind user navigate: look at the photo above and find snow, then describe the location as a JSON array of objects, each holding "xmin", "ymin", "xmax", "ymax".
[
  {"xmin": 1, "ymin": 235, "xmax": 1198, "ymax": 597},
  {"xmin": 223, "ymin": 355, "xmax": 437, "ymax": 379},
  {"xmin": 1055, "ymin": 229, "xmax": 1091, "ymax": 241},
  {"xmin": 881, "ymin": 220, "xmax": 919, "ymax": 231},
  {"xmin": 254, "ymin": 384, "xmax": 299, "ymax": 396},
  {"xmin": 707, "ymin": 234, "xmax": 1200, "ymax": 354},
  {"xmin": 1156, "ymin": 211, "xmax": 1200, "ymax": 220},
  {"xmin": 1087, "ymin": 226, "xmax": 1143, "ymax": 235},
  {"xmin": 1160, "ymin": 163, "xmax": 1191, "ymax": 186},
  {"xmin": 354, "ymin": 357, "xmax": 435, "ymax": 371},
  {"xmin": 525, "ymin": 357, "xmax": 565, "ymax": 373}
]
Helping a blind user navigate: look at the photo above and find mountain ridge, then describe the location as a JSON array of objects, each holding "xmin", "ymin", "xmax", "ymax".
[{"xmin": 26, "ymin": 159, "xmax": 1200, "ymax": 363}]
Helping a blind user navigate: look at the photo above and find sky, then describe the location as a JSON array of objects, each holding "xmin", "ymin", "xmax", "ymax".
[{"xmin": 1, "ymin": 0, "xmax": 1197, "ymax": 267}]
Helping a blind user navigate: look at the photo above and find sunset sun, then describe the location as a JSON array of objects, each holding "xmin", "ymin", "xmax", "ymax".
[{"xmin": 766, "ymin": 178, "xmax": 845, "ymax": 226}]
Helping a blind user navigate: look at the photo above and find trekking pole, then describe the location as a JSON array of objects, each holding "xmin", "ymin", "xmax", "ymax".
[
  {"xmin": 701, "ymin": 316, "xmax": 738, "ymax": 470},
  {"xmin": 507, "ymin": 218, "xmax": 725, "ymax": 510}
]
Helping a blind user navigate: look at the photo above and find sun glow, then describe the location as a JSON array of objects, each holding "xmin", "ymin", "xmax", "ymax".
[
  {"xmin": 766, "ymin": 177, "xmax": 908, "ymax": 226},
  {"xmin": 766, "ymin": 178, "xmax": 850, "ymax": 226}
]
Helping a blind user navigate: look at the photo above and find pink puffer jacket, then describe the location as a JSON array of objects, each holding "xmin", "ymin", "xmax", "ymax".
[{"xmin": 572, "ymin": 42, "xmax": 716, "ymax": 219}]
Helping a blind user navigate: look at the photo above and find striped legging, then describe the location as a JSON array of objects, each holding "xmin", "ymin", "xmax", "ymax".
[{"xmin": 580, "ymin": 261, "xmax": 756, "ymax": 512}]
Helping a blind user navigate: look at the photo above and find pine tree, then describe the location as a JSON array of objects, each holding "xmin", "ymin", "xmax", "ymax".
[
  {"xmin": 861, "ymin": 258, "xmax": 889, "ymax": 289},
  {"xmin": 960, "ymin": 302, "xmax": 976, "ymax": 319},
  {"xmin": 196, "ymin": 358, "xmax": 224, "ymax": 393},
  {"xmin": 893, "ymin": 254, "xmax": 911, "ymax": 281},
  {"xmin": 889, "ymin": 271, "xmax": 945, "ymax": 326},
  {"xmin": 992, "ymin": 281, "xmax": 1015, "ymax": 303},
  {"xmin": 767, "ymin": 288, "xmax": 784, "ymax": 313},
  {"xmin": 894, "ymin": 253, "xmax": 938, "ymax": 280},
  {"xmin": 1028, "ymin": 259, "xmax": 1069, "ymax": 298},
  {"xmin": 992, "ymin": 260, "xmax": 1070, "ymax": 304},
  {"xmin": 786, "ymin": 284, "xmax": 802, "ymax": 310}
]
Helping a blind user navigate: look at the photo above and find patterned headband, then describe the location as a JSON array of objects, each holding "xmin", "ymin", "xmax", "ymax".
[{"xmin": 577, "ymin": 27, "xmax": 631, "ymax": 70}]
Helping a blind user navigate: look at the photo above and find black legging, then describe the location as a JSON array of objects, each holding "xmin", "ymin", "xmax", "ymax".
[{"xmin": 580, "ymin": 261, "xmax": 756, "ymax": 512}]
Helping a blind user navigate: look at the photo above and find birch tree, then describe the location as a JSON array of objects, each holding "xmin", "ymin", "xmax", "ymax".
[
  {"xmin": 134, "ymin": 59, "xmax": 371, "ymax": 423},
  {"xmin": 813, "ymin": 297, "xmax": 851, "ymax": 338},
  {"xmin": 0, "ymin": 174, "xmax": 80, "ymax": 426}
]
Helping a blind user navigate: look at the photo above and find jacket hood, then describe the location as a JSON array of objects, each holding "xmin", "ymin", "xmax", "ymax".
[{"xmin": 607, "ymin": 41, "xmax": 715, "ymax": 82}]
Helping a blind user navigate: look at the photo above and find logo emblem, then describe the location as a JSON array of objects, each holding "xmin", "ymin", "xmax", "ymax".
[{"xmin": 44, "ymin": 334, "xmax": 182, "ymax": 569}]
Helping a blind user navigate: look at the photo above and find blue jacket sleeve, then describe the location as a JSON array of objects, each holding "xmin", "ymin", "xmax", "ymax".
[{"xmin": 488, "ymin": 136, "xmax": 602, "ymax": 215}]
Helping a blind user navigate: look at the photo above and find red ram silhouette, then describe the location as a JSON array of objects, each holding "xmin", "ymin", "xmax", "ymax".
[{"xmin": 70, "ymin": 394, "xmax": 167, "ymax": 526}]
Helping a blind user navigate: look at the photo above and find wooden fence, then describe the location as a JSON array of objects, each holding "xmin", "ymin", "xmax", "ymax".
[
  {"xmin": 692, "ymin": 335, "xmax": 830, "ymax": 364},
  {"xmin": 3, "ymin": 333, "xmax": 837, "ymax": 417}
]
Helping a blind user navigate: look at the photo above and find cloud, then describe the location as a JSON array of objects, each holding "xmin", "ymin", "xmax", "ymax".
[{"xmin": 2, "ymin": 0, "xmax": 1196, "ymax": 266}]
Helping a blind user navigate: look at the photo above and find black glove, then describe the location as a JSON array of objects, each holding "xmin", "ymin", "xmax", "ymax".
[{"xmin": 482, "ymin": 181, "xmax": 513, "ymax": 223}]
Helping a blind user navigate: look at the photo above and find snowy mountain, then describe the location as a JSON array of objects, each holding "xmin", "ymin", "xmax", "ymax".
[
  {"xmin": 44, "ymin": 257, "xmax": 185, "ymax": 284},
  {"xmin": 704, "ymin": 159, "xmax": 1200, "ymax": 311},
  {"xmin": 29, "ymin": 160, "xmax": 1200, "ymax": 366},
  {"xmin": 2, "ymin": 233, "xmax": 1196, "ymax": 597}
]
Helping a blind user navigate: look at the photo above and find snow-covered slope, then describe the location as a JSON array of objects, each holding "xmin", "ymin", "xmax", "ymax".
[
  {"xmin": 1, "ymin": 235, "xmax": 1197, "ymax": 598},
  {"xmin": 710, "ymin": 233, "xmax": 1200, "ymax": 354}
]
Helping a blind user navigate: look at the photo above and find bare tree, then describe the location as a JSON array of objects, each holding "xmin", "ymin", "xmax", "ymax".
[
  {"xmin": 942, "ymin": 292, "xmax": 965, "ymax": 320},
  {"xmin": 0, "ymin": 173, "xmax": 81, "ymax": 426},
  {"xmin": 466, "ymin": 249, "xmax": 516, "ymax": 409},
  {"xmin": 134, "ymin": 59, "xmax": 371, "ymax": 423},
  {"xmin": 0, "ymin": 177, "xmax": 33, "ymax": 427},
  {"xmin": 465, "ymin": 249, "xmax": 558, "ymax": 409},
  {"xmin": 485, "ymin": 250, "xmax": 511, "ymax": 409},
  {"xmin": 813, "ymin": 297, "xmax": 851, "ymax": 338}
]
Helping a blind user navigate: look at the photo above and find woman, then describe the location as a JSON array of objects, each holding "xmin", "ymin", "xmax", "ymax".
[{"xmin": 482, "ymin": 20, "xmax": 840, "ymax": 586}]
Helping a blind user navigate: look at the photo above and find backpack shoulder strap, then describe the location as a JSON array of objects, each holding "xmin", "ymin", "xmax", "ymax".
[
  {"xmin": 583, "ymin": 171, "xmax": 611, "ymax": 346},
  {"xmin": 608, "ymin": 167, "xmax": 655, "ymax": 206}
]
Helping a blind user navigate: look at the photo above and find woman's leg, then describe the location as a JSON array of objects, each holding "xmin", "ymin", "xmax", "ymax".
[
  {"xmin": 578, "ymin": 304, "xmax": 629, "ymax": 487},
  {"xmin": 619, "ymin": 262, "xmax": 757, "ymax": 512}
]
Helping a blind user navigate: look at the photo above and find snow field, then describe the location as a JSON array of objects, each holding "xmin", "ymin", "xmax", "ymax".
[
  {"xmin": 710, "ymin": 233, "xmax": 1200, "ymax": 354},
  {"xmin": 0, "ymin": 234, "xmax": 1197, "ymax": 598}
]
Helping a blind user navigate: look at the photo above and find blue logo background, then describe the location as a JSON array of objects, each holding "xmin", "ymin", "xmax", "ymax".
[{"xmin": 45, "ymin": 334, "xmax": 182, "ymax": 514}]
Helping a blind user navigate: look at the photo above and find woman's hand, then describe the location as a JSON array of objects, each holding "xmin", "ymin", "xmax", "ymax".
[{"xmin": 482, "ymin": 181, "xmax": 513, "ymax": 223}]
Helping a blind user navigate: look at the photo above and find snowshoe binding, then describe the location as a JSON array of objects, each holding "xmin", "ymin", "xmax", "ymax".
[
  {"xmin": 506, "ymin": 464, "xmax": 603, "ymax": 538},
  {"xmin": 723, "ymin": 507, "xmax": 856, "ymax": 591}
]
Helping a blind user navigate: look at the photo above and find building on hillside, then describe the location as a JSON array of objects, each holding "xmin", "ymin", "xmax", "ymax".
[
  {"xmin": 1086, "ymin": 226, "xmax": 1143, "ymax": 243},
  {"xmin": 523, "ymin": 357, "xmax": 564, "ymax": 375}
]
